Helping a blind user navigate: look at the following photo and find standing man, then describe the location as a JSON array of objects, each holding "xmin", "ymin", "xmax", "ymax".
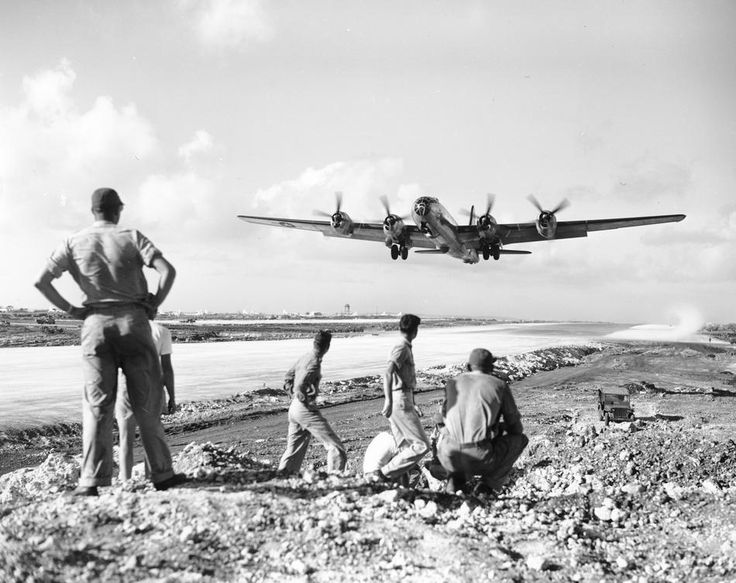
[
  {"xmin": 34, "ymin": 187, "xmax": 184, "ymax": 495},
  {"xmin": 152, "ymin": 321, "xmax": 176, "ymax": 415},
  {"xmin": 277, "ymin": 330, "xmax": 347, "ymax": 475},
  {"xmin": 437, "ymin": 348, "xmax": 528, "ymax": 494},
  {"xmin": 371, "ymin": 314, "xmax": 430, "ymax": 483},
  {"xmin": 116, "ymin": 320, "xmax": 176, "ymax": 480}
]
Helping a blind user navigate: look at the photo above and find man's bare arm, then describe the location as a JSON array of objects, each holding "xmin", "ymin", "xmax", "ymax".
[
  {"xmin": 149, "ymin": 256, "xmax": 176, "ymax": 314},
  {"xmin": 502, "ymin": 386, "xmax": 524, "ymax": 435},
  {"xmin": 381, "ymin": 362, "xmax": 397, "ymax": 418},
  {"xmin": 160, "ymin": 354, "xmax": 176, "ymax": 414},
  {"xmin": 34, "ymin": 269, "xmax": 88, "ymax": 320},
  {"xmin": 283, "ymin": 366, "xmax": 296, "ymax": 396}
]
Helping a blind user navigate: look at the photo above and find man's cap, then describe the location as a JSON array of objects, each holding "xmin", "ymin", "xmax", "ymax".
[
  {"xmin": 467, "ymin": 348, "xmax": 496, "ymax": 371},
  {"xmin": 91, "ymin": 188, "xmax": 124, "ymax": 210}
]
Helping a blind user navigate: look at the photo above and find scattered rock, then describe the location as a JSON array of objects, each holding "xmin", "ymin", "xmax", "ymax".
[
  {"xmin": 594, "ymin": 506, "xmax": 612, "ymax": 521},
  {"xmin": 526, "ymin": 555, "xmax": 551, "ymax": 571}
]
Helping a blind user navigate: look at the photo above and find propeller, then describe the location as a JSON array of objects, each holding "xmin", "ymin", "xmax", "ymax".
[
  {"xmin": 379, "ymin": 195, "xmax": 392, "ymax": 217},
  {"xmin": 527, "ymin": 194, "xmax": 569, "ymax": 217},
  {"xmin": 478, "ymin": 193, "xmax": 496, "ymax": 229},
  {"xmin": 379, "ymin": 195, "xmax": 409, "ymax": 225},
  {"xmin": 483, "ymin": 193, "xmax": 496, "ymax": 216},
  {"xmin": 314, "ymin": 191, "xmax": 345, "ymax": 225},
  {"xmin": 528, "ymin": 194, "xmax": 569, "ymax": 237},
  {"xmin": 460, "ymin": 193, "xmax": 496, "ymax": 226}
]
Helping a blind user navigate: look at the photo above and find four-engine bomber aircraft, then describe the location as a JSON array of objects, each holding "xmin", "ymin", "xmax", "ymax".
[{"xmin": 238, "ymin": 193, "xmax": 685, "ymax": 264}]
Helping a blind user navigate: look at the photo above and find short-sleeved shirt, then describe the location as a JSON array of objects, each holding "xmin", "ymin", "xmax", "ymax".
[
  {"xmin": 150, "ymin": 322, "xmax": 172, "ymax": 356},
  {"xmin": 443, "ymin": 371, "xmax": 521, "ymax": 444},
  {"xmin": 285, "ymin": 350, "xmax": 323, "ymax": 405},
  {"xmin": 387, "ymin": 337, "xmax": 416, "ymax": 392},
  {"xmin": 46, "ymin": 220, "xmax": 161, "ymax": 307}
]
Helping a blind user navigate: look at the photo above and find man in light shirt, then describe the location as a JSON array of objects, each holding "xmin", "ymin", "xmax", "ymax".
[
  {"xmin": 437, "ymin": 348, "xmax": 528, "ymax": 495},
  {"xmin": 277, "ymin": 330, "xmax": 347, "ymax": 475},
  {"xmin": 34, "ymin": 188, "xmax": 185, "ymax": 495},
  {"xmin": 371, "ymin": 314, "xmax": 430, "ymax": 483}
]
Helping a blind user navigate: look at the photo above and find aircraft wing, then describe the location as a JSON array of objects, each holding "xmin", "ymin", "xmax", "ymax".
[
  {"xmin": 237, "ymin": 215, "xmax": 437, "ymax": 249},
  {"xmin": 497, "ymin": 214, "xmax": 686, "ymax": 245}
]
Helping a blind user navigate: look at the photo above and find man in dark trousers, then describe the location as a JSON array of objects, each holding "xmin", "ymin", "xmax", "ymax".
[
  {"xmin": 437, "ymin": 348, "xmax": 528, "ymax": 494},
  {"xmin": 34, "ymin": 187, "xmax": 185, "ymax": 495},
  {"xmin": 277, "ymin": 330, "xmax": 347, "ymax": 475}
]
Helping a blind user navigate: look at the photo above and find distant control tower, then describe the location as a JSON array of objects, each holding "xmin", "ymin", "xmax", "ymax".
[{"xmin": 343, "ymin": 303, "xmax": 351, "ymax": 315}]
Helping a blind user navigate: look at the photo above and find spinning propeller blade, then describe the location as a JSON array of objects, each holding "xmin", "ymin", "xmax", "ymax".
[
  {"xmin": 527, "ymin": 194, "xmax": 570, "ymax": 216},
  {"xmin": 379, "ymin": 195, "xmax": 409, "ymax": 220},
  {"xmin": 314, "ymin": 191, "xmax": 344, "ymax": 218}
]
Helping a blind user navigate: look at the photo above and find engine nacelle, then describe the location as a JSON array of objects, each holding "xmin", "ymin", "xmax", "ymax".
[
  {"xmin": 535, "ymin": 212, "xmax": 558, "ymax": 239},
  {"xmin": 330, "ymin": 211, "xmax": 354, "ymax": 235},
  {"xmin": 477, "ymin": 213, "xmax": 498, "ymax": 239},
  {"xmin": 382, "ymin": 214, "xmax": 406, "ymax": 240}
]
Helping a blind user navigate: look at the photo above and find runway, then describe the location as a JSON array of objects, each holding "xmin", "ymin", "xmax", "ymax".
[{"xmin": 0, "ymin": 321, "xmax": 640, "ymax": 429}]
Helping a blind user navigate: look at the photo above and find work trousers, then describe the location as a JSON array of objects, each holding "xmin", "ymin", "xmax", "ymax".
[
  {"xmin": 278, "ymin": 399, "xmax": 347, "ymax": 475},
  {"xmin": 115, "ymin": 384, "xmax": 165, "ymax": 480},
  {"xmin": 437, "ymin": 432, "xmax": 528, "ymax": 489},
  {"xmin": 80, "ymin": 306, "xmax": 173, "ymax": 487},
  {"xmin": 381, "ymin": 391, "xmax": 430, "ymax": 480}
]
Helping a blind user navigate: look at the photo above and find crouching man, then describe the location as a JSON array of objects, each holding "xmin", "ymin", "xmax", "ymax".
[{"xmin": 437, "ymin": 348, "xmax": 528, "ymax": 494}]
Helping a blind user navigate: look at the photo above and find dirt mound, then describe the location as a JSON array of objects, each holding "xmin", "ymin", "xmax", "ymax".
[{"xmin": 2, "ymin": 416, "xmax": 736, "ymax": 582}]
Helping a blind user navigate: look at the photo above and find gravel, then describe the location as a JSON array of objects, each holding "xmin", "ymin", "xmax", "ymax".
[
  {"xmin": 2, "ymin": 416, "xmax": 735, "ymax": 582},
  {"xmin": 2, "ymin": 342, "xmax": 735, "ymax": 582}
]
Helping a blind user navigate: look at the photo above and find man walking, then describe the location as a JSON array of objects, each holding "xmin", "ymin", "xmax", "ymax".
[
  {"xmin": 34, "ymin": 187, "xmax": 184, "ymax": 495},
  {"xmin": 277, "ymin": 330, "xmax": 347, "ymax": 475},
  {"xmin": 372, "ymin": 314, "xmax": 430, "ymax": 483},
  {"xmin": 116, "ymin": 320, "xmax": 176, "ymax": 480},
  {"xmin": 437, "ymin": 348, "xmax": 528, "ymax": 494}
]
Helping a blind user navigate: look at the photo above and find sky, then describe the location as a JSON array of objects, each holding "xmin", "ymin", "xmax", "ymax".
[{"xmin": 1, "ymin": 0, "xmax": 735, "ymax": 324}]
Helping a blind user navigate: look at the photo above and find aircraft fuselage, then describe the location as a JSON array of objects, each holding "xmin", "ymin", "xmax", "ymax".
[{"xmin": 411, "ymin": 196, "xmax": 480, "ymax": 263}]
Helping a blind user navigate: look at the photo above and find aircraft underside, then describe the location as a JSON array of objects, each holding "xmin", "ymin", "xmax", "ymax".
[{"xmin": 237, "ymin": 192, "xmax": 685, "ymax": 265}]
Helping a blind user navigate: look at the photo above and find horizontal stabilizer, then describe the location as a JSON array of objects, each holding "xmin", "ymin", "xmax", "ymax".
[{"xmin": 500, "ymin": 249, "xmax": 531, "ymax": 255}]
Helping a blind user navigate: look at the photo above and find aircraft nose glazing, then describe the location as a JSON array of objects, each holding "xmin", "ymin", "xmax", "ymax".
[{"xmin": 414, "ymin": 203, "xmax": 427, "ymax": 216}]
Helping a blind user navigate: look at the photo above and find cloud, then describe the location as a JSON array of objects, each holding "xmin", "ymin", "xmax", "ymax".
[
  {"xmin": 0, "ymin": 61, "xmax": 158, "ymax": 234},
  {"xmin": 178, "ymin": 130, "xmax": 214, "ymax": 163},
  {"xmin": 176, "ymin": 0, "xmax": 274, "ymax": 51},
  {"xmin": 21, "ymin": 59, "xmax": 76, "ymax": 120},
  {"xmin": 252, "ymin": 158, "xmax": 419, "ymax": 219},
  {"xmin": 0, "ymin": 61, "xmax": 165, "ymax": 308},
  {"xmin": 136, "ymin": 171, "xmax": 218, "ymax": 230},
  {"xmin": 237, "ymin": 158, "xmax": 424, "ymax": 277}
]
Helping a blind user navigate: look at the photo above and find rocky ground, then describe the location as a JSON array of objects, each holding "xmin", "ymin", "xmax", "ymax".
[{"xmin": 2, "ymin": 342, "xmax": 736, "ymax": 582}]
